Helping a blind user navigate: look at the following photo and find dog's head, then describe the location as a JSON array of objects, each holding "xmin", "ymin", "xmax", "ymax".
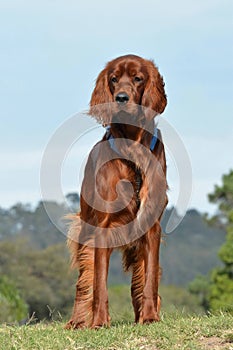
[{"xmin": 89, "ymin": 54, "xmax": 167, "ymax": 125}]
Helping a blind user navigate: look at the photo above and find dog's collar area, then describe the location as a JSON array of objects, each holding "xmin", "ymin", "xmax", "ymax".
[{"xmin": 105, "ymin": 125, "xmax": 159, "ymax": 155}]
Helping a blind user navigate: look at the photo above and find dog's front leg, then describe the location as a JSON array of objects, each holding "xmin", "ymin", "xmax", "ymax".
[{"xmin": 91, "ymin": 244, "xmax": 112, "ymax": 328}]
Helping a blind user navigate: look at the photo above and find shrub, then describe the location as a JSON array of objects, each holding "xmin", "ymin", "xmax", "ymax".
[{"xmin": 0, "ymin": 276, "xmax": 28, "ymax": 323}]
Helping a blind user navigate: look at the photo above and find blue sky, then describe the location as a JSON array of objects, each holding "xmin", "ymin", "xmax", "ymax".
[{"xmin": 0, "ymin": 0, "xmax": 232, "ymax": 213}]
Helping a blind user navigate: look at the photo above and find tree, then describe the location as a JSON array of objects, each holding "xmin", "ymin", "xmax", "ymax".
[
  {"xmin": 0, "ymin": 275, "xmax": 28, "ymax": 323},
  {"xmin": 0, "ymin": 239, "xmax": 75, "ymax": 321},
  {"xmin": 188, "ymin": 275, "xmax": 210, "ymax": 312},
  {"xmin": 208, "ymin": 170, "xmax": 233, "ymax": 312},
  {"xmin": 65, "ymin": 192, "xmax": 80, "ymax": 212}
]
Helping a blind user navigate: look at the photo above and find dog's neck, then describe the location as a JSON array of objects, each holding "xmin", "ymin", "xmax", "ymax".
[{"xmin": 110, "ymin": 112, "xmax": 155, "ymax": 147}]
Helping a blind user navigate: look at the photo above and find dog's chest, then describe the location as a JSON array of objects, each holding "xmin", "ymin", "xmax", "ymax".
[{"xmin": 95, "ymin": 159, "xmax": 142, "ymax": 210}]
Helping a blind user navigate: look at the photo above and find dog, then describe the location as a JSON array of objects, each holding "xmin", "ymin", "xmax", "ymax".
[{"xmin": 66, "ymin": 54, "xmax": 168, "ymax": 329}]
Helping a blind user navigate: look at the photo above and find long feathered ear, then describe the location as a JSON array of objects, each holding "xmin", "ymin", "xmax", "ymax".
[
  {"xmin": 142, "ymin": 60, "xmax": 167, "ymax": 117},
  {"xmin": 89, "ymin": 68, "xmax": 113, "ymax": 125}
]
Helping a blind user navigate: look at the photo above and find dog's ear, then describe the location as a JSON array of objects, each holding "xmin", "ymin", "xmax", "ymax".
[
  {"xmin": 89, "ymin": 68, "xmax": 113, "ymax": 125},
  {"xmin": 142, "ymin": 60, "xmax": 167, "ymax": 117}
]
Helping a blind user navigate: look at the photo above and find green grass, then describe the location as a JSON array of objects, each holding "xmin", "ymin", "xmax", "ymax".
[
  {"xmin": 1, "ymin": 313, "xmax": 232, "ymax": 350},
  {"xmin": 108, "ymin": 284, "xmax": 204, "ymax": 322}
]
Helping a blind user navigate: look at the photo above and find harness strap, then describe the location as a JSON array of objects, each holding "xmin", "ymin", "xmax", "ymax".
[{"xmin": 150, "ymin": 127, "xmax": 158, "ymax": 152}]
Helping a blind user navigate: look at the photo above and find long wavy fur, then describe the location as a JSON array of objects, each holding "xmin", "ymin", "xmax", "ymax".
[{"xmin": 66, "ymin": 214, "xmax": 94, "ymax": 328}]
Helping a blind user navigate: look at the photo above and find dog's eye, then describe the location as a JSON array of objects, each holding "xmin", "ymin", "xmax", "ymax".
[
  {"xmin": 111, "ymin": 77, "xmax": 118, "ymax": 83},
  {"xmin": 134, "ymin": 76, "xmax": 142, "ymax": 82}
]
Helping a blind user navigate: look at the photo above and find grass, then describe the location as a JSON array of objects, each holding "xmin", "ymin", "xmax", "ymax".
[{"xmin": 0, "ymin": 312, "xmax": 232, "ymax": 350}]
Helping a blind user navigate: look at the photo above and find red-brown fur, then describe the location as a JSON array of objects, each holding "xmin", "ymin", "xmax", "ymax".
[{"xmin": 66, "ymin": 54, "xmax": 168, "ymax": 329}]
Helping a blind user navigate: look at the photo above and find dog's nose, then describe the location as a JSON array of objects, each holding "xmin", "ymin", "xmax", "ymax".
[{"xmin": 115, "ymin": 92, "xmax": 129, "ymax": 104}]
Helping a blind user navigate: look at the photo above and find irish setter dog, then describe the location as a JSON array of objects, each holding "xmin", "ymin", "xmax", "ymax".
[{"xmin": 66, "ymin": 54, "xmax": 168, "ymax": 329}]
